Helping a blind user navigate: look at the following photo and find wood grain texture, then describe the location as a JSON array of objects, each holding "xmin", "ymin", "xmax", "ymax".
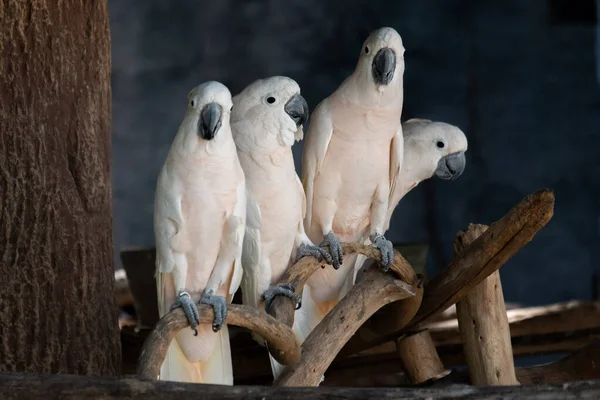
[
  {"xmin": 454, "ymin": 224, "xmax": 519, "ymax": 385},
  {"xmin": 340, "ymin": 189, "xmax": 555, "ymax": 357},
  {"xmin": 1, "ymin": 373, "xmax": 599, "ymax": 399},
  {"xmin": 267, "ymin": 242, "xmax": 422, "ymax": 328},
  {"xmin": 0, "ymin": 0, "xmax": 120, "ymax": 375},
  {"xmin": 137, "ymin": 304, "xmax": 300, "ymax": 380},
  {"xmin": 395, "ymin": 330, "xmax": 447, "ymax": 384},
  {"xmin": 274, "ymin": 267, "xmax": 416, "ymax": 387}
]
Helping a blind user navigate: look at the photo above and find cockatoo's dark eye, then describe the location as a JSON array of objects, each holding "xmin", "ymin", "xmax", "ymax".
[
  {"xmin": 230, "ymin": 105, "xmax": 233, "ymax": 111},
  {"xmin": 365, "ymin": 46, "xmax": 370, "ymax": 54},
  {"xmin": 267, "ymin": 96, "xmax": 276, "ymax": 104},
  {"xmin": 190, "ymin": 100, "xmax": 195, "ymax": 107},
  {"xmin": 436, "ymin": 141, "xmax": 445, "ymax": 149}
]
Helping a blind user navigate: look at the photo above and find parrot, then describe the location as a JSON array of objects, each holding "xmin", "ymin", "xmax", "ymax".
[
  {"xmin": 297, "ymin": 26, "xmax": 406, "ymax": 344},
  {"xmin": 230, "ymin": 76, "xmax": 331, "ymax": 379},
  {"xmin": 153, "ymin": 81, "xmax": 246, "ymax": 384},
  {"xmin": 350, "ymin": 118, "xmax": 468, "ymax": 287}
]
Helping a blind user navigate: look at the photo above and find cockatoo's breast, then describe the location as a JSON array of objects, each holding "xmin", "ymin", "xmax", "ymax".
[{"xmin": 175, "ymin": 154, "xmax": 244, "ymax": 291}]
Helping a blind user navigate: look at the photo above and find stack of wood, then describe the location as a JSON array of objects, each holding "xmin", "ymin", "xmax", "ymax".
[{"xmin": 115, "ymin": 189, "xmax": 599, "ymax": 391}]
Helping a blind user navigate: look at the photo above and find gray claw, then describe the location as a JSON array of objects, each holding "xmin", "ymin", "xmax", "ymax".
[
  {"xmin": 200, "ymin": 290, "xmax": 227, "ymax": 332},
  {"xmin": 263, "ymin": 283, "xmax": 301, "ymax": 312},
  {"xmin": 370, "ymin": 234, "xmax": 394, "ymax": 272},
  {"xmin": 170, "ymin": 290, "xmax": 200, "ymax": 336},
  {"xmin": 295, "ymin": 243, "xmax": 334, "ymax": 265},
  {"xmin": 319, "ymin": 231, "xmax": 343, "ymax": 269}
]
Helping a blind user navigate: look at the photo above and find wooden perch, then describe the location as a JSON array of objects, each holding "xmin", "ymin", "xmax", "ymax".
[
  {"xmin": 324, "ymin": 341, "xmax": 600, "ymax": 387},
  {"xmin": 395, "ymin": 329, "xmax": 447, "ymax": 384},
  {"xmin": 340, "ymin": 189, "xmax": 555, "ymax": 357},
  {"xmin": 137, "ymin": 304, "xmax": 300, "ymax": 380},
  {"xmin": 454, "ymin": 223, "xmax": 519, "ymax": 385},
  {"xmin": 1, "ymin": 372, "xmax": 600, "ymax": 399},
  {"xmin": 274, "ymin": 266, "xmax": 416, "ymax": 387},
  {"xmin": 268, "ymin": 242, "xmax": 422, "ymax": 326}
]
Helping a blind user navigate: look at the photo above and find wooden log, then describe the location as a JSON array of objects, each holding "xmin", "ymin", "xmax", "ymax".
[
  {"xmin": 395, "ymin": 329, "xmax": 447, "ymax": 384},
  {"xmin": 324, "ymin": 341, "xmax": 600, "ymax": 387},
  {"xmin": 1, "ymin": 372, "xmax": 600, "ymax": 399},
  {"xmin": 267, "ymin": 242, "xmax": 422, "ymax": 328},
  {"xmin": 454, "ymin": 223, "xmax": 519, "ymax": 385},
  {"xmin": 137, "ymin": 304, "xmax": 300, "ymax": 380},
  {"xmin": 0, "ymin": 0, "xmax": 120, "ymax": 375},
  {"xmin": 340, "ymin": 189, "xmax": 555, "ymax": 357},
  {"xmin": 274, "ymin": 267, "xmax": 416, "ymax": 387}
]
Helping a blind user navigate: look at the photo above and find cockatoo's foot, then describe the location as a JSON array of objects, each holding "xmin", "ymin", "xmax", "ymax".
[
  {"xmin": 170, "ymin": 290, "xmax": 200, "ymax": 336},
  {"xmin": 319, "ymin": 231, "xmax": 343, "ymax": 269},
  {"xmin": 295, "ymin": 243, "xmax": 334, "ymax": 265},
  {"xmin": 370, "ymin": 233, "xmax": 394, "ymax": 272},
  {"xmin": 200, "ymin": 290, "xmax": 228, "ymax": 332},
  {"xmin": 262, "ymin": 283, "xmax": 301, "ymax": 312}
]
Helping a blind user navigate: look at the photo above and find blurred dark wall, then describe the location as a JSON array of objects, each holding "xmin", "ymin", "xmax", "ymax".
[{"xmin": 109, "ymin": 0, "xmax": 600, "ymax": 305}]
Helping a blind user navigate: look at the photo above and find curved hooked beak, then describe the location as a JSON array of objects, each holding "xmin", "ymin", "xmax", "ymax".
[
  {"xmin": 284, "ymin": 94, "xmax": 309, "ymax": 127},
  {"xmin": 372, "ymin": 47, "xmax": 396, "ymax": 85},
  {"xmin": 435, "ymin": 152, "xmax": 466, "ymax": 180},
  {"xmin": 198, "ymin": 102, "xmax": 222, "ymax": 140}
]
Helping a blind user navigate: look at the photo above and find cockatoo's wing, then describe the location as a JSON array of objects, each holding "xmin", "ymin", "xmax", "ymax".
[
  {"xmin": 301, "ymin": 98, "xmax": 334, "ymax": 231},
  {"xmin": 240, "ymin": 190, "xmax": 262, "ymax": 309}
]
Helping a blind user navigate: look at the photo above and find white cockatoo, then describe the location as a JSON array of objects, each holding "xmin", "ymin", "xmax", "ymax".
[
  {"xmin": 297, "ymin": 27, "xmax": 406, "ymax": 343},
  {"xmin": 231, "ymin": 76, "xmax": 330, "ymax": 379},
  {"xmin": 350, "ymin": 118, "xmax": 468, "ymax": 286},
  {"xmin": 154, "ymin": 81, "xmax": 246, "ymax": 384}
]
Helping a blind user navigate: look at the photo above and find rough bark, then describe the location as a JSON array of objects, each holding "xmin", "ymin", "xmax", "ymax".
[{"xmin": 0, "ymin": 0, "xmax": 120, "ymax": 375}]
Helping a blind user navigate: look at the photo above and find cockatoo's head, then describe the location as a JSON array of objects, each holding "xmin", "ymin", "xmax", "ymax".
[
  {"xmin": 403, "ymin": 119, "xmax": 468, "ymax": 182},
  {"xmin": 231, "ymin": 76, "xmax": 309, "ymax": 150},
  {"xmin": 356, "ymin": 27, "xmax": 405, "ymax": 90},
  {"xmin": 184, "ymin": 81, "xmax": 233, "ymax": 142}
]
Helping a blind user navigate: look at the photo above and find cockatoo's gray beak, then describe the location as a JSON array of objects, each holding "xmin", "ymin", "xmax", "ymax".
[
  {"xmin": 435, "ymin": 151, "xmax": 466, "ymax": 180},
  {"xmin": 198, "ymin": 102, "xmax": 222, "ymax": 140},
  {"xmin": 372, "ymin": 47, "xmax": 396, "ymax": 85},
  {"xmin": 284, "ymin": 94, "xmax": 309, "ymax": 127}
]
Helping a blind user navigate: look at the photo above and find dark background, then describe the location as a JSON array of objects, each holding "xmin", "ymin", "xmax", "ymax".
[{"xmin": 108, "ymin": 0, "xmax": 600, "ymax": 306}]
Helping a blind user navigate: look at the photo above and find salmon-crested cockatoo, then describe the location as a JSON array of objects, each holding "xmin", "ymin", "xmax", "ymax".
[
  {"xmin": 231, "ymin": 76, "xmax": 330, "ymax": 379},
  {"xmin": 298, "ymin": 27, "xmax": 406, "ymax": 342},
  {"xmin": 154, "ymin": 81, "xmax": 246, "ymax": 384},
  {"xmin": 350, "ymin": 118, "xmax": 468, "ymax": 287}
]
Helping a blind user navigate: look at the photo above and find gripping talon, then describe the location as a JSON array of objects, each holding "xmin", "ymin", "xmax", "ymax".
[
  {"xmin": 370, "ymin": 234, "xmax": 394, "ymax": 272},
  {"xmin": 319, "ymin": 231, "xmax": 343, "ymax": 269},
  {"xmin": 170, "ymin": 290, "xmax": 200, "ymax": 335},
  {"xmin": 296, "ymin": 243, "xmax": 333, "ymax": 265},
  {"xmin": 263, "ymin": 283, "xmax": 301, "ymax": 312},
  {"xmin": 200, "ymin": 290, "xmax": 228, "ymax": 332}
]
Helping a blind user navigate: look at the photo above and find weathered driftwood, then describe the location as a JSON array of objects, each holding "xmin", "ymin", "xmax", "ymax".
[
  {"xmin": 137, "ymin": 304, "xmax": 300, "ymax": 380},
  {"xmin": 395, "ymin": 329, "xmax": 447, "ymax": 384},
  {"xmin": 454, "ymin": 223, "xmax": 519, "ymax": 385},
  {"xmin": 1, "ymin": 373, "xmax": 599, "ymax": 399},
  {"xmin": 267, "ymin": 242, "xmax": 423, "ymax": 329},
  {"xmin": 340, "ymin": 189, "xmax": 555, "ymax": 357},
  {"xmin": 274, "ymin": 266, "xmax": 416, "ymax": 386},
  {"xmin": 324, "ymin": 342, "xmax": 600, "ymax": 387},
  {"xmin": 122, "ymin": 300, "xmax": 600, "ymax": 384}
]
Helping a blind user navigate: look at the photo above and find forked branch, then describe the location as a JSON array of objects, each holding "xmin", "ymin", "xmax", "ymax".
[{"xmin": 275, "ymin": 266, "xmax": 416, "ymax": 386}]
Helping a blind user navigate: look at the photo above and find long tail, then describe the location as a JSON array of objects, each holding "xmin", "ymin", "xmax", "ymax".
[{"xmin": 159, "ymin": 326, "xmax": 233, "ymax": 384}]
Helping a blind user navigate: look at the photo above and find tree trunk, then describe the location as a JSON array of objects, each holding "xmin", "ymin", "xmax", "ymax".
[{"xmin": 0, "ymin": 0, "xmax": 120, "ymax": 375}]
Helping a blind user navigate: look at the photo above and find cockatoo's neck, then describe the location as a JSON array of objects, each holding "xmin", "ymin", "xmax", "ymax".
[{"xmin": 336, "ymin": 71, "xmax": 404, "ymax": 110}]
